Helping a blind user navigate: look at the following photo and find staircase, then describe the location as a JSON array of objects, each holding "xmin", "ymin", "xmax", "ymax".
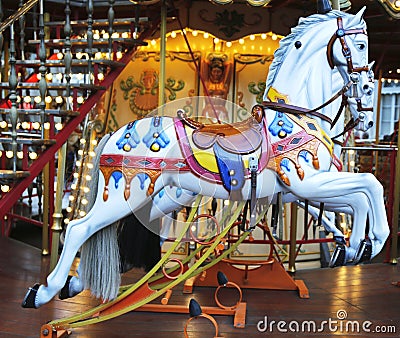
[{"xmin": 0, "ymin": 0, "xmax": 162, "ymax": 242}]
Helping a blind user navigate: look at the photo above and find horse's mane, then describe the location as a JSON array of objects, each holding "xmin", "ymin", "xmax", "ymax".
[{"xmin": 265, "ymin": 10, "xmax": 364, "ymax": 91}]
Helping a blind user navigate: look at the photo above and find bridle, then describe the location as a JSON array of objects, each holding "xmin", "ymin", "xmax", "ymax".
[
  {"xmin": 326, "ymin": 16, "xmax": 373, "ymax": 113},
  {"xmin": 265, "ymin": 16, "xmax": 374, "ymax": 141}
]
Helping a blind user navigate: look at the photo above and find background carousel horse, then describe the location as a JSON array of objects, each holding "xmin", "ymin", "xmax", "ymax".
[{"xmin": 23, "ymin": 5, "xmax": 389, "ymax": 309}]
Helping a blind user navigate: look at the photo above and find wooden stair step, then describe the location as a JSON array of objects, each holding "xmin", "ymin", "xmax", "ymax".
[
  {"xmin": 16, "ymin": 59, "xmax": 126, "ymax": 69},
  {"xmin": 27, "ymin": 37, "xmax": 148, "ymax": 49},
  {"xmin": 0, "ymin": 82, "xmax": 106, "ymax": 91},
  {"xmin": 0, "ymin": 137, "xmax": 56, "ymax": 146},
  {"xmin": 0, "ymin": 170, "xmax": 30, "ymax": 180},
  {"xmin": 0, "ymin": 108, "xmax": 79, "ymax": 117}
]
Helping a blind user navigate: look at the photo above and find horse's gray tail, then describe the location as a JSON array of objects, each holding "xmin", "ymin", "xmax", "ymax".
[{"xmin": 79, "ymin": 133, "xmax": 121, "ymax": 301}]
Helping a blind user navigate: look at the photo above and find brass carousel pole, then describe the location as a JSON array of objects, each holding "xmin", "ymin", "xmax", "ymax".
[
  {"xmin": 288, "ymin": 203, "xmax": 298, "ymax": 273},
  {"xmin": 374, "ymin": 70, "xmax": 383, "ymax": 176},
  {"xmin": 50, "ymin": 143, "xmax": 67, "ymax": 271},
  {"xmin": 331, "ymin": 0, "xmax": 339, "ymax": 10},
  {"xmin": 158, "ymin": 0, "xmax": 166, "ymax": 107},
  {"xmin": 390, "ymin": 120, "xmax": 400, "ymax": 264}
]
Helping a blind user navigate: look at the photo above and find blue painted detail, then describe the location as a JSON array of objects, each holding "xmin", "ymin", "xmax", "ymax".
[
  {"xmin": 268, "ymin": 112, "xmax": 293, "ymax": 137},
  {"xmin": 142, "ymin": 117, "xmax": 170, "ymax": 151},
  {"xmin": 111, "ymin": 171, "xmax": 123, "ymax": 189},
  {"xmin": 136, "ymin": 173, "xmax": 148, "ymax": 190},
  {"xmin": 299, "ymin": 150, "xmax": 310, "ymax": 163},
  {"xmin": 192, "ymin": 192, "xmax": 198, "ymax": 196},
  {"xmin": 280, "ymin": 158, "xmax": 291, "ymax": 172},
  {"xmin": 214, "ymin": 143, "xmax": 245, "ymax": 192},
  {"xmin": 158, "ymin": 188, "xmax": 165, "ymax": 199},
  {"xmin": 176, "ymin": 187, "xmax": 182, "ymax": 198},
  {"xmin": 116, "ymin": 121, "xmax": 140, "ymax": 151}
]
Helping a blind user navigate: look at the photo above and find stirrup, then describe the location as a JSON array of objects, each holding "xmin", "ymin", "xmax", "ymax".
[
  {"xmin": 352, "ymin": 239, "xmax": 372, "ymax": 265},
  {"xmin": 329, "ymin": 243, "xmax": 346, "ymax": 268}
]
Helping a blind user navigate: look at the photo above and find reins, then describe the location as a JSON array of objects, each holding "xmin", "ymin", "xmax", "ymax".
[
  {"xmin": 263, "ymin": 80, "xmax": 353, "ymax": 127},
  {"xmin": 263, "ymin": 80, "xmax": 361, "ymax": 142}
]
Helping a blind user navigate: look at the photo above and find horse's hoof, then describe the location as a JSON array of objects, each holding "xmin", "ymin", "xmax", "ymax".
[
  {"xmin": 21, "ymin": 284, "xmax": 40, "ymax": 308},
  {"xmin": 353, "ymin": 239, "xmax": 372, "ymax": 265},
  {"xmin": 329, "ymin": 244, "xmax": 346, "ymax": 268},
  {"xmin": 59, "ymin": 275, "xmax": 73, "ymax": 300}
]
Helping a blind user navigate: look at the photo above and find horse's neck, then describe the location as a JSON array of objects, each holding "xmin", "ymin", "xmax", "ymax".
[{"xmin": 272, "ymin": 49, "xmax": 342, "ymax": 140}]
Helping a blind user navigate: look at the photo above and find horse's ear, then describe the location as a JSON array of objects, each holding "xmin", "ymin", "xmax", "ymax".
[
  {"xmin": 354, "ymin": 6, "xmax": 367, "ymax": 23},
  {"xmin": 368, "ymin": 61, "xmax": 375, "ymax": 70}
]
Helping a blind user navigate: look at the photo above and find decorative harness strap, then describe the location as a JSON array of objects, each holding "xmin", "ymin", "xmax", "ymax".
[
  {"xmin": 99, "ymin": 154, "xmax": 191, "ymax": 200},
  {"xmin": 262, "ymin": 88, "xmax": 341, "ymax": 184}
]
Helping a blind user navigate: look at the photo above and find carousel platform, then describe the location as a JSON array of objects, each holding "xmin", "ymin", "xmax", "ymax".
[{"xmin": 1, "ymin": 236, "xmax": 399, "ymax": 338}]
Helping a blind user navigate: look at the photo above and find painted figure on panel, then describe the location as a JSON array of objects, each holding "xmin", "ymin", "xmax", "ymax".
[{"xmin": 201, "ymin": 54, "xmax": 232, "ymax": 122}]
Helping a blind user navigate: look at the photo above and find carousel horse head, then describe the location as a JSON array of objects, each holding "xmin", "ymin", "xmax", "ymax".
[
  {"xmin": 264, "ymin": 5, "xmax": 375, "ymax": 134},
  {"xmin": 325, "ymin": 6, "xmax": 375, "ymax": 131}
]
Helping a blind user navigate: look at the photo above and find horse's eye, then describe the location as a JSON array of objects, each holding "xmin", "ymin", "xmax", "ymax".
[{"xmin": 357, "ymin": 43, "xmax": 366, "ymax": 51}]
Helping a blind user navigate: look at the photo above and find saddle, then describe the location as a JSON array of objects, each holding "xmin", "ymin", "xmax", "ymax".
[
  {"xmin": 177, "ymin": 106, "xmax": 263, "ymax": 155},
  {"xmin": 176, "ymin": 106, "xmax": 265, "ymax": 193}
]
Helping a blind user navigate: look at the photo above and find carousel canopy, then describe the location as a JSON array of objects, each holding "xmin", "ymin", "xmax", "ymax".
[{"xmin": 1, "ymin": 0, "xmax": 399, "ymax": 78}]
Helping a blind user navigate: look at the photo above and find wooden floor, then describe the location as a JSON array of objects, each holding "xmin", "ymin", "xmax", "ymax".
[{"xmin": 1, "ymin": 236, "xmax": 400, "ymax": 338}]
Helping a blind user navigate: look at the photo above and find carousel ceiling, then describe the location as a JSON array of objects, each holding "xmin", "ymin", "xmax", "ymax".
[
  {"xmin": 1, "ymin": 0, "xmax": 399, "ymax": 78},
  {"xmin": 176, "ymin": 0, "xmax": 400, "ymax": 79}
]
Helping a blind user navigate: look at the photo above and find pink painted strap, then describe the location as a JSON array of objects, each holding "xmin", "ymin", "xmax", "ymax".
[
  {"xmin": 100, "ymin": 154, "xmax": 190, "ymax": 171},
  {"xmin": 175, "ymin": 118, "xmax": 220, "ymax": 181},
  {"xmin": 332, "ymin": 153, "xmax": 343, "ymax": 172}
]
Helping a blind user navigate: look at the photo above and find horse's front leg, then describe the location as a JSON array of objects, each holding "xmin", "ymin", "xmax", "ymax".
[{"xmin": 289, "ymin": 172, "xmax": 389, "ymax": 264}]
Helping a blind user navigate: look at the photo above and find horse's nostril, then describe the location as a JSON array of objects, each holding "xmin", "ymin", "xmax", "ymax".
[
  {"xmin": 363, "ymin": 85, "xmax": 373, "ymax": 95},
  {"xmin": 368, "ymin": 121, "xmax": 374, "ymax": 128}
]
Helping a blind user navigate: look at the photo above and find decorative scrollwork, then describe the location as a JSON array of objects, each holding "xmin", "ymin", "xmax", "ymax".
[
  {"xmin": 248, "ymin": 81, "xmax": 266, "ymax": 104},
  {"xmin": 234, "ymin": 53, "xmax": 274, "ymax": 65},
  {"xmin": 199, "ymin": 9, "xmax": 261, "ymax": 38},
  {"xmin": 210, "ymin": 0, "xmax": 271, "ymax": 6}
]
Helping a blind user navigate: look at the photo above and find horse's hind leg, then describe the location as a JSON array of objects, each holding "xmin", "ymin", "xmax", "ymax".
[
  {"xmin": 58, "ymin": 265, "xmax": 84, "ymax": 300},
  {"xmin": 59, "ymin": 187, "xmax": 196, "ymax": 301}
]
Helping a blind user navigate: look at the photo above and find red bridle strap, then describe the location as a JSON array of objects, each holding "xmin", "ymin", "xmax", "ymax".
[{"xmin": 326, "ymin": 17, "xmax": 368, "ymax": 74}]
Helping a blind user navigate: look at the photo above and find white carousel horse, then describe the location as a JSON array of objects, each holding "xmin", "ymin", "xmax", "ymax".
[
  {"xmin": 23, "ymin": 6, "xmax": 389, "ymax": 309},
  {"xmin": 157, "ymin": 68, "xmax": 376, "ymax": 247}
]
